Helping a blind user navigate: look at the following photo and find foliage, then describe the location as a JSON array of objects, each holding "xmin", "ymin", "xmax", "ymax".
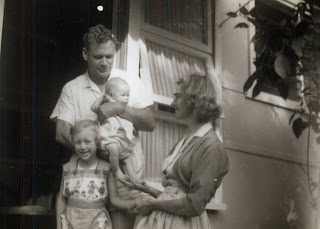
[
  {"xmin": 221, "ymin": 0, "xmax": 320, "ymax": 213},
  {"xmin": 221, "ymin": 0, "xmax": 320, "ymax": 140}
]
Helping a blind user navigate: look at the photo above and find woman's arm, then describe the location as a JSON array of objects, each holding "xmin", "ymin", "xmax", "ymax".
[
  {"xmin": 107, "ymin": 171, "xmax": 135, "ymax": 210},
  {"xmin": 130, "ymin": 197, "xmax": 198, "ymax": 217},
  {"xmin": 56, "ymin": 173, "xmax": 67, "ymax": 229}
]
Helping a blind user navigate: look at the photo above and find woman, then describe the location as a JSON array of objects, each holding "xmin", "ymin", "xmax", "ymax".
[{"xmin": 120, "ymin": 74, "xmax": 229, "ymax": 229}]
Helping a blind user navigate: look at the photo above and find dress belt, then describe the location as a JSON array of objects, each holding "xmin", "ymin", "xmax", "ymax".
[{"xmin": 67, "ymin": 198, "xmax": 105, "ymax": 209}]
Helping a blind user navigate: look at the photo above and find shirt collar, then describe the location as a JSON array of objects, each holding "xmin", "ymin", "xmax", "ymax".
[
  {"xmin": 193, "ymin": 122, "xmax": 213, "ymax": 137},
  {"xmin": 83, "ymin": 71, "xmax": 104, "ymax": 94}
]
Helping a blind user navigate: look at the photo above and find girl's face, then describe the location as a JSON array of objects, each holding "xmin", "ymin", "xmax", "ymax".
[
  {"xmin": 171, "ymin": 92, "xmax": 194, "ymax": 120},
  {"xmin": 73, "ymin": 129, "xmax": 98, "ymax": 162}
]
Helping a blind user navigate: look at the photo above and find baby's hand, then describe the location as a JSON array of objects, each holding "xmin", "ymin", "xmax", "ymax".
[{"xmin": 103, "ymin": 94, "xmax": 113, "ymax": 103}]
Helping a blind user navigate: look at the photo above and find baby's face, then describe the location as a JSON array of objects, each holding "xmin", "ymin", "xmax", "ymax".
[{"xmin": 112, "ymin": 83, "xmax": 130, "ymax": 105}]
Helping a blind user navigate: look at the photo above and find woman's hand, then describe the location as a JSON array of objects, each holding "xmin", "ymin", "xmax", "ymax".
[{"xmin": 129, "ymin": 197, "xmax": 154, "ymax": 215}]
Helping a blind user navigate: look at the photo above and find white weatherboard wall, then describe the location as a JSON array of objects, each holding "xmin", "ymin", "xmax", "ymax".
[{"xmin": 211, "ymin": 0, "xmax": 319, "ymax": 228}]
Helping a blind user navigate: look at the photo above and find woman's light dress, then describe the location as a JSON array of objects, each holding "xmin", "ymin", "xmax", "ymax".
[{"xmin": 135, "ymin": 123, "xmax": 229, "ymax": 229}]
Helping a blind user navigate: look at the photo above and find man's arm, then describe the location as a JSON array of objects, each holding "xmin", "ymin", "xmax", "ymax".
[
  {"xmin": 98, "ymin": 103, "xmax": 155, "ymax": 131},
  {"xmin": 56, "ymin": 119, "xmax": 73, "ymax": 150},
  {"xmin": 122, "ymin": 105, "xmax": 155, "ymax": 131}
]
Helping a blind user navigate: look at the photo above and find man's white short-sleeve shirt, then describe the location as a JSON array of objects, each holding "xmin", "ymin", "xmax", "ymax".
[{"xmin": 50, "ymin": 69, "xmax": 153, "ymax": 125}]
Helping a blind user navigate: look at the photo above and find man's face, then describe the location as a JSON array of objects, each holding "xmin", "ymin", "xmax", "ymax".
[{"xmin": 82, "ymin": 40, "xmax": 116, "ymax": 83}]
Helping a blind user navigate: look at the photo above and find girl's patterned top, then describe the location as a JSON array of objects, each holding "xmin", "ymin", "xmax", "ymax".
[{"xmin": 62, "ymin": 158, "xmax": 111, "ymax": 202}]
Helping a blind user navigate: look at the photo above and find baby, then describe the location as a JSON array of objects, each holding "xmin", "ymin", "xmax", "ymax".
[{"xmin": 91, "ymin": 77, "xmax": 140, "ymax": 183}]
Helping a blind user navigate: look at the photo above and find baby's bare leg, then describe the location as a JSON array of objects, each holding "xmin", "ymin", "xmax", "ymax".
[
  {"xmin": 123, "ymin": 156, "xmax": 143, "ymax": 184},
  {"xmin": 108, "ymin": 144, "xmax": 128, "ymax": 180}
]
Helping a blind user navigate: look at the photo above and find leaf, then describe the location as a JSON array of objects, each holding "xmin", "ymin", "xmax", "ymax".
[
  {"xmin": 317, "ymin": 136, "xmax": 320, "ymax": 144},
  {"xmin": 243, "ymin": 72, "xmax": 257, "ymax": 93},
  {"xmin": 291, "ymin": 37, "xmax": 306, "ymax": 58},
  {"xmin": 252, "ymin": 83, "xmax": 261, "ymax": 98},
  {"xmin": 292, "ymin": 118, "xmax": 309, "ymax": 138},
  {"xmin": 227, "ymin": 12, "xmax": 238, "ymax": 18},
  {"xmin": 310, "ymin": 115, "xmax": 320, "ymax": 133},
  {"xmin": 240, "ymin": 6, "xmax": 249, "ymax": 15},
  {"xmin": 289, "ymin": 111, "xmax": 297, "ymax": 124},
  {"xmin": 294, "ymin": 21, "xmax": 310, "ymax": 37},
  {"xmin": 274, "ymin": 53, "xmax": 291, "ymax": 79},
  {"xmin": 276, "ymin": 80, "xmax": 290, "ymax": 100},
  {"xmin": 235, "ymin": 22, "xmax": 249, "ymax": 29},
  {"xmin": 247, "ymin": 17, "xmax": 256, "ymax": 25},
  {"xmin": 254, "ymin": 36, "xmax": 267, "ymax": 58},
  {"xmin": 307, "ymin": 100, "xmax": 320, "ymax": 113},
  {"xmin": 249, "ymin": 7, "xmax": 256, "ymax": 17},
  {"xmin": 302, "ymin": 87, "xmax": 310, "ymax": 93}
]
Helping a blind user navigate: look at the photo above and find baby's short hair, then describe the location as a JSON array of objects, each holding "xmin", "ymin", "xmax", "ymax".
[
  {"xmin": 70, "ymin": 120, "xmax": 100, "ymax": 142},
  {"xmin": 105, "ymin": 77, "xmax": 129, "ymax": 95}
]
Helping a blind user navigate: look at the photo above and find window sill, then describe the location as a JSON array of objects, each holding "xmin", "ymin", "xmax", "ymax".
[
  {"xmin": 245, "ymin": 81, "xmax": 302, "ymax": 112},
  {"xmin": 0, "ymin": 206, "xmax": 55, "ymax": 215}
]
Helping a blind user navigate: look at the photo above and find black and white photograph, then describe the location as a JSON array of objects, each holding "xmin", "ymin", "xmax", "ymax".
[{"xmin": 0, "ymin": 0, "xmax": 320, "ymax": 228}]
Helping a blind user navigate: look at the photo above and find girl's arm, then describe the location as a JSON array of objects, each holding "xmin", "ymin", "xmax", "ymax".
[
  {"xmin": 107, "ymin": 171, "xmax": 135, "ymax": 210},
  {"xmin": 117, "ymin": 178, "xmax": 162, "ymax": 198},
  {"xmin": 56, "ymin": 173, "xmax": 67, "ymax": 229}
]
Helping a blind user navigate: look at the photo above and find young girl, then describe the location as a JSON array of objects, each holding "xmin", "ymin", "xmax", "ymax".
[
  {"xmin": 56, "ymin": 120, "xmax": 135, "ymax": 229},
  {"xmin": 91, "ymin": 77, "xmax": 141, "ymax": 183}
]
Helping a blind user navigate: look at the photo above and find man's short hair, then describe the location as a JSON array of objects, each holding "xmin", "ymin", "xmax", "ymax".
[{"xmin": 83, "ymin": 24, "xmax": 116, "ymax": 50}]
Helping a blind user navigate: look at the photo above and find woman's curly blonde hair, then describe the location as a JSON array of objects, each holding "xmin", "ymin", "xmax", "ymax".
[{"xmin": 179, "ymin": 74, "xmax": 222, "ymax": 123}]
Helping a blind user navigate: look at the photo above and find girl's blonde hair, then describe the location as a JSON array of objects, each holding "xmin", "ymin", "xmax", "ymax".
[{"xmin": 70, "ymin": 120, "xmax": 100, "ymax": 142}]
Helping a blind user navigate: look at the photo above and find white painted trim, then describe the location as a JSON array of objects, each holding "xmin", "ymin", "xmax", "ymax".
[
  {"xmin": 112, "ymin": 0, "xmax": 121, "ymax": 69},
  {"xmin": 0, "ymin": 0, "xmax": 5, "ymax": 57},
  {"xmin": 140, "ymin": 0, "xmax": 212, "ymax": 55},
  {"xmin": 139, "ymin": 36, "xmax": 154, "ymax": 96},
  {"xmin": 141, "ymin": 30, "xmax": 213, "ymax": 61},
  {"xmin": 126, "ymin": 0, "xmax": 142, "ymax": 76},
  {"xmin": 262, "ymin": 0, "xmax": 303, "ymax": 9},
  {"xmin": 226, "ymin": 140, "xmax": 320, "ymax": 168},
  {"xmin": 152, "ymin": 93, "xmax": 173, "ymax": 106}
]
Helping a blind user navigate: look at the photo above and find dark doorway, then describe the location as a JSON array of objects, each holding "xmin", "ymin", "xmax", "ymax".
[{"xmin": 0, "ymin": 0, "xmax": 114, "ymax": 208}]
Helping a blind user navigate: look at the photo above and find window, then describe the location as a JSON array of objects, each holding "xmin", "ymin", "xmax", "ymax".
[
  {"xmin": 125, "ymin": 0, "xmax": 226, "ymax": 210},
  {"xmin": 247, "ymin": 0, "xmax": 304, "ymax": 109}
]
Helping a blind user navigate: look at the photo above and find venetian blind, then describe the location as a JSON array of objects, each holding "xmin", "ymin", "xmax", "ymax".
[
  {"xmin": 146, "ymin": 40, "xmax": 206, "ymax": 98},
  {"xmin": 145, "ymin": 0, "xmax": 208, "ymax": 44}
]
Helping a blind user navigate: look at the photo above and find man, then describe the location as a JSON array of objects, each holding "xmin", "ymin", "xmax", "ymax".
[
  {"xmin": 51, "ymin": 24, "xmax": 155, "ymax": 228},
  {"xmin": 51, "ymin": 25, "xmax": 154, "ymax": 149}
]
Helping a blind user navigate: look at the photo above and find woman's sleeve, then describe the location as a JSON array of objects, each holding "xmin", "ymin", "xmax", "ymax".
[{"xmin": 186, "ymin": 140, "xmax": 229, "ymax": 215}]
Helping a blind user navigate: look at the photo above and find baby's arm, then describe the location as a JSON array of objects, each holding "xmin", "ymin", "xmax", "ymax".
[
  {"xmin": 107, "ymin": 171, "xmax": 135, "ymax": 209},
  {"xmin": 91, "ymin": 95, "xmax": 106, "ymax": 113},
  {"xmin": 124, "ymin": 156, "xmax": 142, "ymax": 184},
  {"xmin": 56, "ymin": 173, "xmax": 67, "ymax": 229}
]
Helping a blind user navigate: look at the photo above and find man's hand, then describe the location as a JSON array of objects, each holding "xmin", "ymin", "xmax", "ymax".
[{"xmin": 97, "ymin": 101, "xmax": 124, "ymax": 124}]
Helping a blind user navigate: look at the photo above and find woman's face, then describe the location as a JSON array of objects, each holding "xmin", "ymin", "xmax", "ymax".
[{"xmin": 171, "ymin": 92, "xmax": 194, "ymax": 120}]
